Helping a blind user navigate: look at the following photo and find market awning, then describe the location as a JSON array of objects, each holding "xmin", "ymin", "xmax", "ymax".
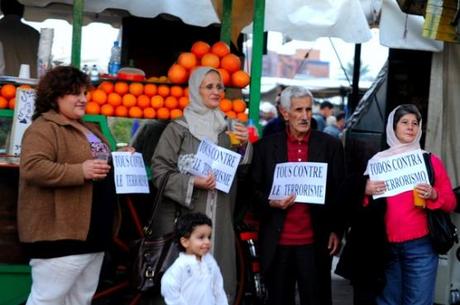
[{"xmin": 17, "ymin": 0, "xmax": 373, "ymax": 43}]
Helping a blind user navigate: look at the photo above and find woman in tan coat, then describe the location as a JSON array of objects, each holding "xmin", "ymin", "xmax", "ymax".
[
  {"xmin": 18, "ymin": 66, "xmax": 117, "ymax": 305},
  {"xmin": 150, "ymin": 67, "xmax": 251, "ymax": 304}
]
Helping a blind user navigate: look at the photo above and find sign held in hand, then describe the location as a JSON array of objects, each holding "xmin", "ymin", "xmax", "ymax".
[
  {"xmin": 188, "ymin": 139, "xmax": 241, "ymax": 193},
  {"xmin": 268, "ymin": 162, "xmax": 328, "ymax": 204},
  {"xmin": 366, "ymin": 149, "xmax": 429, "ymax": 199},
  {"xmin": 112, "ymin": 152, "xmax": 150, "ymax": 194}
]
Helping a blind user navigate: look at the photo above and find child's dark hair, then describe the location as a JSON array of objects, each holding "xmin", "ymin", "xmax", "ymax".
[{"xmin": 175, "ymin": 212, "xmax": 212, "ymax": 252}]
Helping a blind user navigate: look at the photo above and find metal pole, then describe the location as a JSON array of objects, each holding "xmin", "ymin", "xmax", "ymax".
[
  {"xmin": 71, "ymin": 0, "xmax": 84, "ymax": 68},
  {"xmin": 220, "ymin": 0, "xmax": 233, "ymax": 44},
  {"xmin": 249, "ymin": 0, "xmax": 265, "ymax": 129},
  {"xmin": 350, "ymin": 43, "xmax": 361, "ymax": 113}
]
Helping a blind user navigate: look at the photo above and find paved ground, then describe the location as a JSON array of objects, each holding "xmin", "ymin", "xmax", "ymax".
[{"xmin": 331, "ymin": 257, "xmax": 353, "ymax": 305}]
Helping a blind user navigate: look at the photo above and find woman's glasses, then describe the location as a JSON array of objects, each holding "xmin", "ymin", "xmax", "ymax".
[{"xmin": 200, "ymin": 84, "xmax": 225, "ymax": 92}]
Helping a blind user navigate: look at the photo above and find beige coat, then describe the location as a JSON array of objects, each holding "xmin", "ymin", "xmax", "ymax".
[
  {"xmin": 151, "ymin": 120, "xmax": 238, "ymax": 302},
  {"xmin": 17, "ymin": 110, "xmax": 109, "ymax": 242}
]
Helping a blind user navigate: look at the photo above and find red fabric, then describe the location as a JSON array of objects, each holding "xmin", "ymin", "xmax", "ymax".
[
  {"xmin": 385, "ymin": 154, "xmax": 457, "ymax": 242},
  {"xmin": 279, "ymin": 130, "xmax": 314, "ymax": 245}
]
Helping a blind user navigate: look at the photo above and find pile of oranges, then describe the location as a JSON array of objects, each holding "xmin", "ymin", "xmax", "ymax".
[
  {"xmin": 168, "ymin": 41, "xmax": 250, "ymax": 88},
  {"xmin": 85, "ymin": 81, "xmax": 189, "ymax": 120},
  {"xmin": 0, "ymin": 83, "xmax": 32, "ymax": 110},
  {"xmin": 219, "ymin": 98, "xmax": 248, "ymax": 122}
]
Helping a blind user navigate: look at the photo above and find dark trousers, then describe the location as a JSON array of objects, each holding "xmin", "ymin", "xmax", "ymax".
[{"xmin": 266, "ymin": 245, "xmax": 320, "ymax": 305}]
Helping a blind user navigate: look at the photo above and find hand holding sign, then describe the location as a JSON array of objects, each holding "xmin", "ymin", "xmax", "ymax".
[
  {"xmin": 365, "ymin": 179, "xmax": 386, "ymax": 196},
  {"xmin": 194, "ymin": 173, "xmax": 216, "ymax": 191},
  {"xmin": 269, "ymin": 193, "xmax": 296, "ymax": 209}
]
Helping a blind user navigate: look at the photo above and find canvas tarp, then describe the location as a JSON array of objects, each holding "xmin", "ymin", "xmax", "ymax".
[
  {"xmin": 425, "ymin": 43, "xmax": 460, "ymax": 186},
  {"xmin": 18, "ymin": 0, "xmax": 373, "ymax": 43}
]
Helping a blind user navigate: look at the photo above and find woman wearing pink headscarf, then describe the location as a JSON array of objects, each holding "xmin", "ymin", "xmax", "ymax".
[{"xmin": 364, "ymin": 104, "xmax": 456, "ymax": 305}]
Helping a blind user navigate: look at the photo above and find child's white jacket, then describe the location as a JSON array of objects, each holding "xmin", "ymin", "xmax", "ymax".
[{"xmin": 161, "ymin": 252, "xmax": 229, "ymax": 305}]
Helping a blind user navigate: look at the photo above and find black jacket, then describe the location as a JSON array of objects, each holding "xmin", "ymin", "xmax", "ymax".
[{"xmin": 251, "ymin": 130, "xmax": 346, "ymax": 274}]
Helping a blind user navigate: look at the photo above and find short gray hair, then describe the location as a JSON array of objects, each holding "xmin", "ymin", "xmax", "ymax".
[{"xmin": 279, "ymin": 86, "xmax": 314, "ymax": 110}]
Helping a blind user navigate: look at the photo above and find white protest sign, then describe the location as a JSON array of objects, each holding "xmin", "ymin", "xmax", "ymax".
[
  {"xmin": 366, "ymin": 149, "xmax": 429, "ymax": 199},
  {"xmin": 188, "ymin": 139, "xmax": 241, "ymax": 193},
  {"xmin": 112, "ymin": 152, "xmax": 150, "ymax": 194},
  {"xmin": 268, "ymin": 162, "xmax": 328, "ymax": 204}
]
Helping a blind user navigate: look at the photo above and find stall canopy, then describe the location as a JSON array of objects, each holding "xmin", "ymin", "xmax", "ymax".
[{"xmin": 18, "ymin": 0, "xmax": 373, "ymax": 43}]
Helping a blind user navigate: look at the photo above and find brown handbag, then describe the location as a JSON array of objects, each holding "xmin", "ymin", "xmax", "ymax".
[{"xmin": 131, "ymin": 172, "xmax": 179, "ymax": 292}]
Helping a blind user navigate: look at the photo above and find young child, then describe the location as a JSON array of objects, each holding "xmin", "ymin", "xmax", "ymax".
[{"xmin": 161, "ymin": 212, "xmax": 228, "ymax": 305}]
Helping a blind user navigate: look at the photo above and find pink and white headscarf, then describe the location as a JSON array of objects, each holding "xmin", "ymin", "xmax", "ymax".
[{"xmin": 364, "ymin": 105, "xmax": 423, "ymax": 174}]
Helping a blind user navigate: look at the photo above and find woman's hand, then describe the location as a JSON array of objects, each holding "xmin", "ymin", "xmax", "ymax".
[
  {"xmin": 269, "ymin": 193, "xmax": 296, "ymax": 209},
  {"xmin": 194, "ymin": 173, "xmax": 216, "ymax": 190},
  {"xmin": 82, "ymin": 159, "xmax": 111, "ymax": 180},
  {"xmin": 415, "ymin": 183, "xmax": 437, "ymax": 200},
  {"xmin": 232, "ymin": 122, "xmax": 249, "ymax": 145},
  {"xmin": 365, "ymin": 179, "xmax": 386, "ymax": 196}
]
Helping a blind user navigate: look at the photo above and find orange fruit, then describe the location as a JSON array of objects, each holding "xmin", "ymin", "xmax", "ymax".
[
  {"xmin": 170, "ymin": 109, "xmax": 183, "ymax": 120},
  {"xmin": 1, "ymin": 84, "xmax": 16, "ymax": 99},
  {"xmin": 191, "ymin": 41, "xmax": 211, "ymax": 59},
  {"xmin": 201, "ymin": 53, "xmax": 220, "ymax": 69},
  {"xmin": 100, "ymin": 104, "xmax": 114, "ymax": 116},
  {"xmin": 211, "ymin": 41, "xmax": 230, "ymax": 58},
  {"xmin": 0, "ymin": 96, "xmax": 8, "ymax": 108},
  {"xmin": 237, "ymin": 112, "xmax": 248, "ymax": 123},
  {"xmin": 151, "ymin": 95, "xmax": 164, "ymax": 109},
  {"xmin": 114, "ymin": 82, "xmax": 129, "ymax": 95},
  {"xmin": 157, "ymin": 85, "xmax": 170, "ymax": 97},
  {"xmin": 221, "ymin": 54, "xmax": 241, "ymax": 73},
  {"xmin": 143, "ymin": 107, "xmax": 156, "ymax": 119},
  {"xmin": 86, "ymin": 90, "xmax": 92, "ymax": 101},
  {"xmin": 98, "ymin": 81, "xmax": 114, "ymax": 94},
  {"xmin": 114, "ymin": 105, "xmax": 128, "ymax": 117},
  {"xmin": 122, "ymin": 93, "xmax": 137, "ymax": 107},
  {"xmin": 183, "ymin": 87, "xmax": 189, "ymax": 97},
  {"xmin": 129, "ymin": 82, "xmax": 144, "ymax": 96},
  {"xmin": 156, "ymin": 107, "xmax": 170, "ymax": 120},
  {"xmin": 178, "ymin": 96, "xmax": 189, "ymax": 109},
  {"xmin": 91, "ymin": 89, "xmax": 107, "ymax": 105},
  {"xmin": 226, "ymin": 111, "xmax": 237, "ymax": 119},
  {"xmin": 18, "ymin": 84, "xmax": 32, "ymax": 89},
  {"xmin": 232, "ymin": 99, "xmax": 247, "ymax": 113},
  {"xmin": 177, "ymin": 52, "xmax": 197, "ymax": 70},
  {"xmin": 217, "ymin": 68, "xmax": 230, "ymax": 86},
  {"xmin": 129, "ymin": 106, "xmax": 143, "ymax": 118},
  {"xmin": 144, "ymin": 83, "xmax": 157, "ymax": 97},
  {"xmin": 219, "ymin": 98, "xmax": 233, "ymax": 112},
  {"xmin": 164, "ymin": 96, "xmax": 179, "ymax": 109},
  {"xmin": 107, "ymin": 92, "xmax": 122, "ymax": 107},
  {"xmin": 8, "ymin": 98, "xmax": 15, "ymax": 109},
  {"xmin": 137, "ymin": 94, "xmax": 151, "ymax": 109},
  {"xmin": 168, "ymin": 64, "xmax": 188, "ymax": 84},
  {"xmin": 231, "ymin": 70, "xmax": 250, "ymax": 88},
  {"xmin": 170, "ymin": 85, "xmax": 184, "ymax": 98},
  {"xmin": 86, "ymin": 102, "xmax": 100, "ymax": 115}
]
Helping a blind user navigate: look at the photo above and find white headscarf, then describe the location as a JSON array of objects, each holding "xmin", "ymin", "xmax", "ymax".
[
  {"xmin": 183, "ymin": 67, "xmax": 227, "ymax": 143},
  {"xmin": 364, "ymin": 105, "xmax": 423, "ymax": 174}
]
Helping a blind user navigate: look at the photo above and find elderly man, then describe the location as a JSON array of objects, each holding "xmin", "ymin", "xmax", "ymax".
[{"xmin": 251, "ymin": 86, "xmax": 345, "ymax": 305}]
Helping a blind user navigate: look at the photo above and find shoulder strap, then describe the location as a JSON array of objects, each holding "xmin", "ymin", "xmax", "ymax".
[
  {"xmin": 423, "ymin": 152, "xmax": 435, "ymax": 185},
  {"xmin": 144, "ymin": 123, "xmax": 187, "ymax": 235},
  {"xmin": 144, "ymin": 171, "xmax": 171, "ymax": 235}
]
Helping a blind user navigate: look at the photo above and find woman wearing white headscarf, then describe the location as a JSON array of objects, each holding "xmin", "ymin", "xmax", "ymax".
[
  {"xmin": 363, "ymin": 104, "xmax": 456, "ymax": 305},
  {"xmin": 150, "ymin": 67, "xmax": 250, "ymax": 304}
]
